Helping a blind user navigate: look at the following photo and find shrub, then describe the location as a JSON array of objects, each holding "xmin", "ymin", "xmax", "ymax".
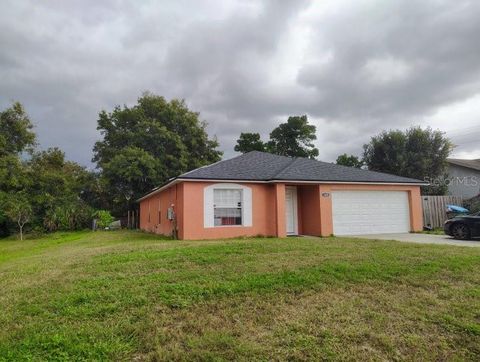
[
  {"xmin": 94, "ymin": 210, "xmax": 114, "ymax": 229},
  {"xmin": 43, "ymin": 201, "xmax": 94, "ymax": 232},
  {"xmin": 464, "ymin": 195, "xmax": 480, "ymax": 213}
]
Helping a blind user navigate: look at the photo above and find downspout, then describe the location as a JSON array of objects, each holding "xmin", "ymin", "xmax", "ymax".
[{"xmin": 172, "ymin": 184, "xmax": 178, "ymax": 239}]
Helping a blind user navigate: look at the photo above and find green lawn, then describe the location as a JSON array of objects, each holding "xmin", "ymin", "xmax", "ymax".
[
  {"xmin": 419, "ymin": 228, "xmax": 446, "ymax": 235},
  {"xmin": 0, "ymin": 231, "xmax": 479, "ymax": 361}
]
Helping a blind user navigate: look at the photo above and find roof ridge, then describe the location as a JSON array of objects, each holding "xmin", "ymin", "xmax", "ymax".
[
  {"xmin": 447, "ymin": 158, "xmax": 480, "ymax": 171},
  {"xmin": 180, "ymin": 152, "xmax": 246, "ymax": 177},
  {"xmin": 271, "ymin": 156, "xmax": 298, "ymax": 179}
]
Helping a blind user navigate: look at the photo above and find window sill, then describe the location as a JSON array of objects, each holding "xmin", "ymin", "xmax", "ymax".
[{"xmin": 213, "ymin": 225, "xmax": 246, "ymax": 228}]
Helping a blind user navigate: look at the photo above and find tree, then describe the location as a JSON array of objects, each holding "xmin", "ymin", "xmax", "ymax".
[
  {"xmin": 233, "ymin": 115, "xmax": 319, "ymax": 158},
  {"xmin": 4, "ymin": 194, "xmax": 32, "ymax": 240},
  {"xmin": 267, "ymin": 115, "xmax": 319, "ymax": 158},
  {"xmin": 336, "ymin": 154, "xmax": 364, "ymax": 168},
  {"xmin": 0, "ymin": 103, "xmax": 100, "ymax": 236},
  {"xmin": 363, "ymin": 127, "xmax": 453, "ymax": 195},
  {"xmin": 234, "ymin": 133, "xmax": 265, "ymax": 153},
  {"xmin": 0, "ymin": 102, "xmax": 36, "ymax": 193},
  {"xmin": 27, "ymin": 147, "xmax": 98, "ymax": 231},
  {"xmin": 0, "ymin": 103, "xmax": 36, "ymax": 236},
  {"xmin": 93, "ymin": 93, "xmax": 222, "ymax": 214},
  {"xmin": 0, "ymin": 102, "xmax": 36, "ymax": 157},
  {"xmin": 101, "ymin": 146, "xmax": 161, "ymax": 213}
]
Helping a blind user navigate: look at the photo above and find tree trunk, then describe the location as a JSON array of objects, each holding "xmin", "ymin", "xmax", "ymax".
[{"xmin": 19, "ymin": 225, "xmax": 23, "ymax": 241}]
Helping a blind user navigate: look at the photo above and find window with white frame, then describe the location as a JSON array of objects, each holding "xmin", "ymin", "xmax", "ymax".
[
  {"xmin": 204, "ymin": 183, "xmax": 252, "ymax": 228},
  {"xmin": 213, "ymin": 189, "xmax": 242, "ymax": 226}
]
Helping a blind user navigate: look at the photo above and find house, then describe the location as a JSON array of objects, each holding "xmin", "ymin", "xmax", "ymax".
[
  {"xmin": 447, "ymin": 158, "xmax": 480, "ymax": 199},
  {"xmin": 138, "ymin": 151, "xmax": 425, "ymax": 240}
]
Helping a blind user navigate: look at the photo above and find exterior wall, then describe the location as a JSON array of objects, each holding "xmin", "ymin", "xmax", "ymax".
[
  {"xmin": 273, "ymin": 184, "xmax": 286, "ymax": 238},
  {"xmin": 182, "ymin": 182, "xmax": 280, "ymax": 240},
  {"xmin": 140, "ymin": 181, "xmax": 423, "ymax": 240},
  {"xmin": 298, "ymin": 185, "xmax": 321, "ymax": 236},
  {"xmin": 139, "ymin": 183, "xmax": 182, "ymax": 237},
  {"xmin": 447, "ymin": 164, "xmax": 480, "ymax": 199}
]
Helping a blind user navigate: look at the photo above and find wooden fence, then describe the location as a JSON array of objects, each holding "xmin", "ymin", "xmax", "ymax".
[{"xmin": 422, "ymin": 195, "xmax": 464, "ymax": 229}]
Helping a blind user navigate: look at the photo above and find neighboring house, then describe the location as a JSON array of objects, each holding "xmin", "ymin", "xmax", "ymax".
[
  {"xmin": 447, "ymin": 158, "xmax": 480, "ymax": 199},
  {"xmin": 138, "ymin": 151, "xmax": 425, "ymax": 240}
]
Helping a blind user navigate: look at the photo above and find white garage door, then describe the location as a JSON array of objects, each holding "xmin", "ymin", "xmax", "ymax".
[{"xmin": 332, "ymin": 191, "xmax": 410, "ymax": 235}]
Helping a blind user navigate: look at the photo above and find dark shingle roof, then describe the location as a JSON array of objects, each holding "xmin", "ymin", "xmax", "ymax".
[
  {"xmin": 448, "ymin": 158, "xmax": 480, "ymax": 172},
  {"xmin": 179, "ymin": 151, "xmax": 424, "ymax": 184}
]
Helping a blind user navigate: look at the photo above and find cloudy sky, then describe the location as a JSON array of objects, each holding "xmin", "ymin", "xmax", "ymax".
[{"xmin": 1, "ymin": 0, "xmax": 480, "ymax": 167}]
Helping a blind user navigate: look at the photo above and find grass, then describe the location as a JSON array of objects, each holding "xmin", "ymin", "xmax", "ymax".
[
  {"xmin": 419, "ymin": 228, "xmax": 446, "ymax": 235},
  {"xmin": 0, "ymin": 231, "xmax": 479, "ymax": 361}
]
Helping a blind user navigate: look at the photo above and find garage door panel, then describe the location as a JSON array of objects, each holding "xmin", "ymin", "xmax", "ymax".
[{"xmin": 332, "ymin": 191, "xmax": 410, "ymax": 235}]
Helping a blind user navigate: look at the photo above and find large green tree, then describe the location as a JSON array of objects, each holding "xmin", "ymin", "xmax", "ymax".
[
  {"xmin": 363, "ymin": 127, "xmax": 453, "ymax": 195},
  {"xmin": 0, "ymin": 102, "xmax": 36, "ymax": 157},
  {"xmin": 234, "ymin": 115, "xmax": 319, "ymax": 158},
  {"xmin": 336, "ymin": 154, "xmax": 364, "ymax": 168},
  {"xmin": 93, "ymin": 93, "xmax": 222, "ymax": 214},
  {"xmin": 267, "ymin": 116, "xmax": 319, "ymax": 158},
  {"xmin": 0, "ymin": 103, "xmax": 36, "ymax": 237},
  {"xmin": 0, "ymin": 103, "xmax": 100, "ymax": 237},
  {"xmin": 0, "ymin": 103, "xmax": 35, "ymax": 193},
  {"xmin": 234, "ymin": 133, "xmax": 265, "ymax": 153},
  {"xmin": 101, "ymin": 146, "xmax": 160, "ymax": 212},
  {"xmin": 27, "ymin": 148, "xmax": 96, "ymax": 231}
]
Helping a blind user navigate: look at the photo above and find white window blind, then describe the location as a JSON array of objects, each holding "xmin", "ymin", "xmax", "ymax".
[
  {"xmin": 214, "ymin": 189, "xmax": 241, "ymax": 207},
  {"xmin": 214, "ymin": 189, "xmax": 242, "ymax": 226}
]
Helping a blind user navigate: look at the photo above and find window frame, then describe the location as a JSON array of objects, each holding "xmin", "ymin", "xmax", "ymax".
[
  {"xmin": 213, "ymin": 188, "xmax": 243, "ymax": 227},
  {"xmin": 204, "ymin": 183, "xmax": 252, "ymax": 228}
]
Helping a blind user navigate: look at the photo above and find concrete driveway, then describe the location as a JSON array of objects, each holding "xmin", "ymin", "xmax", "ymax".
[{"xmin": 350, "ymin": 233, "xmax": 480, "ymax": 247}]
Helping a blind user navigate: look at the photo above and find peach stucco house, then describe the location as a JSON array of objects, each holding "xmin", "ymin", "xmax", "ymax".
[{"xmin": 138, "ymin": 151, "xmax": 425, "ymax": 240}]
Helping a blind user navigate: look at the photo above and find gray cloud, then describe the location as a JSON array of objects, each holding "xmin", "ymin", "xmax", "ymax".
[
  {"xmin": 1, "ymin": 0, "xmax": 479, "ymax": 167},
  {"xmin": 298, "ymin": 1, "xmax": 480, "ymax": 119}
]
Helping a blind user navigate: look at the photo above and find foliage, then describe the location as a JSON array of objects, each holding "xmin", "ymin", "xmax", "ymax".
[
  {"xmin": 0, "ymin": 96, "xmax": 223, "ymax": 237},
  {"xmin": 464, "ymin": 195, "xmax": 480, "ymax": 214},
  {"xmin": 101, "ymin": 146, "xmax": 160, "ymax": 210},
  {"xmin": 0, "ymin": 154, "xmax": 30, "ymax": 192},
  {"xmin": 93, "ymin": 92, "xmax": 222, "ymax": 214},
  {"xmin": 43, "ymin": 201, "xmax": 94, "ymax": 232},
  {"xmin": 94, "ymin": 210, "xmax": 115, "ymax": 229},
  {"xmin": 3, "ymin": 193, "xmax": 32, "ymax": 240},
  {"xmin": 234, "ymin": 115, "xmax": 319, "ymax": 159},
  {"xmin": 267, "ymin": 115, "xmax": 319, "ymax": 158},
  {"xmin": 0, "ymin": 102, "xmax": 36, "ymax": 157},
  {"xmin": 1, "ymin": 231, "xmax": 479, "ymax": 360},
  {"xmin": 0, "ymin": 103, "xmax": 36, "ymax": 237},
  {"xmin": 335, "ymin": 153, "xmax": 364, "ymax": 168},
  {"xmin": 363, "ymin": 127, "xmax": 453, "ymax": 195},
  {"xmin": 234, "ymin": 133, "xmax": 265, "ymax": 153},
  {"xmin": 0, "ymin": 103, "xmax": 36, "ymax": 198},
  {"xmin": 27, "ymin": 147, "xmax": 98, "ymax": 231},
  {"xmin": 0, "ymin": 105, "xmax": 99, "ymax": 237}
]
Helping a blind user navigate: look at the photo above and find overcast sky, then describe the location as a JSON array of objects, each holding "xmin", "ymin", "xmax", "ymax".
[{"xmin": 1, "ymin": 0, "xmax": 479, "ymax": 167}]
